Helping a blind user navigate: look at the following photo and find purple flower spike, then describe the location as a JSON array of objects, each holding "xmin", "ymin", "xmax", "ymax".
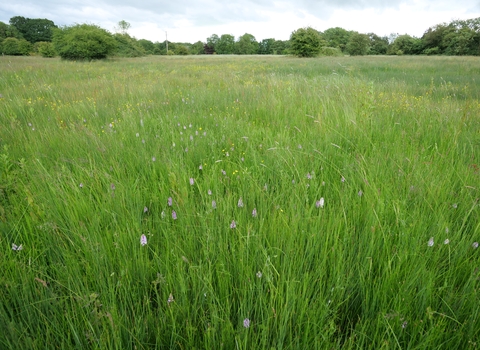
[
  {"xmin": 140, "ymin": 234, "xmax": 147, "ymax": 246},
  {"xmin": 252, "ymin": 208, "xmax": 257, "ymax": 217},
  {"xmin": 243, "ymin": 318, "xmax": 250, "ymax": 328},
  {"xmin": 230, "ymin": 220, "xmax": 236, "ymax": 229},
  {"xmin": 168, "ymin": 197, "xmax": 173, "ymax": 206},
  {"xmin": 172, "ymin": 210, "xmax": 177, "ymax": 220}
]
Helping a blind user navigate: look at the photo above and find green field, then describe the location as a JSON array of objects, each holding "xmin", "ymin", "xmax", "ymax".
[{"xmin": 1, "ymin": 55, "xmax": 480, "ymax": 349}]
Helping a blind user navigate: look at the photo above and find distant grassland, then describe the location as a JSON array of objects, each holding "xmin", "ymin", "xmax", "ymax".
[{"xmin": 1, "ymin": 55, "xmax": 480, "ymax": 349}]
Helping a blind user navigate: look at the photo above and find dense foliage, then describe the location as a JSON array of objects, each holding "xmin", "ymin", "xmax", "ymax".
[
  {"xmin": 290, "ymin": 26, "xmax": 323, "ymax": 57},
  {"xmin": 1, "ymin": 15, "xmax": 480, "ymax": 57},
  {"xmin": 52, "ymin": 24, "xmax": 117, "ymax": 60},
  {"xmin": 9, "ymin": 16, "xmax": 57, "ymax": 43}
]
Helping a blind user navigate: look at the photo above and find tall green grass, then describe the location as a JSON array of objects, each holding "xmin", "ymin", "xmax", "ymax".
[{"xmin": 1, "ymin": 55, "xmax": 480, "ymax": 349}]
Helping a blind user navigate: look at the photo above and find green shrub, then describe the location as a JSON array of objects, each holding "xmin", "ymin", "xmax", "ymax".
[
  {"xmin": 52, "ymin": 24, "xmax": 117, "ymax": 60},
  {"xmin": 35, "ymin": 41, "xmax": 56, "ymax": 57},
  {"xmin": 113, "ymin": 33, "xmax": 145, "ymax": 57},
  {"xmin": 1, "ymin": 37, "xmax": 31, "ymax": 55},
  {"xmin": 319, "ymin": 46, "xmax": 343, "ymax": 56},
  {"xmin": 423, "ymin": 47, "xmax": 440, "ymax": 55},
  {"xmin": 290, "ymin": 27, "xmax": 323, "ymax": 57},
  {"xmin": 174, "ymin": 45, "xmax": 188, "ymax": 55}
]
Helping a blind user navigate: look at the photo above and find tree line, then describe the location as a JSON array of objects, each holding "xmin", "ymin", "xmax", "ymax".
[{"xmin": 1, "ymin": 16, "xmax": 479, "ymax": 59}]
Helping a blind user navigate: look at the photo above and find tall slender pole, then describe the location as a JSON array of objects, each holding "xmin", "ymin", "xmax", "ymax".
[{"xmin": 166, "ymin": 31, "xmax": 168, "ymax": 54}]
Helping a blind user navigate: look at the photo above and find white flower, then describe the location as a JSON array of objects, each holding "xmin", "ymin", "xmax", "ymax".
[
  {"xmin": 140, "ymin": 234, "xmax": 147, "ymax": 246},
  {"xmin": 12, "ymin": 243, "xmax": 23, "ymax": 251},
  {"xmin": 428, "ymin": 237, "xmax": 434, "ymax": 247},
  {"xmin": 316, "ymin": 197, "xmax": 325, "ymax": 208}
]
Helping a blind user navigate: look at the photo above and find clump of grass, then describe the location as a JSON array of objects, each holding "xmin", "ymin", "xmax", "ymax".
[{"xmin": 1, "ymin": 55, "xmax": 479, "ymax": 348}]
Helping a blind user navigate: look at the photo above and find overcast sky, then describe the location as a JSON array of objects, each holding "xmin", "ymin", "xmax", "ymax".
[{"xmin": 1, "ymin": 0, "xmax": 479, "ymax": 43}]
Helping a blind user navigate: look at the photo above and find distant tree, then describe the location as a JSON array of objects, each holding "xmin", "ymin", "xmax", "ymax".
[
  {"xmin": 1, "ymin": 37, "xmax": 32, "ymax": 55},
  {"xmin": 206, "ymin": 34, "xmax": 219, "ymax": 53},
  {"xmin": 9, "ymin": 16, "xmax": 56, "ymax": 43},
  {"xmin": 346, "ymin": 32, "xmax": 370, "ymax": 55},
  {"xmin": 137, "ymin": 39, "xmax": 155, "ymax": 54},
  {"xmin": 175, "ymin": 45, "xmax": 189, "ymax": 55},
  {"xmin": 421, "ymin": 23, "xmax": 449, "ymax": 54},
  {"xmin": 115, "ymin": 20, "xmax": 131, "ymax": 34},
  {"xmin": 442, "ymin": 18, "xmax": 480, "ymax": 55},
  {"xmin": 216, "ymin": 34, "xmax": 235, "ymax": 54},
  {"xmin": 0, "ymin": 21, "xmax": 23, "ymax": 41},
  {"xmin": 53, "ymin": 24, "xmax": 117, "ymax": 60},
  {"xmin": 258, "ymin": 38, "xmax": 275, "ymax": 54},
  {"xmin": 35, "ymin": 41, "xmax": 56, "ymax": 57},
  {"xmin": 387, "ymin": 34, "xmax": 423, "ymax": 55},
  {"xmin": 271, "ymin": 40, "xmax": 290, "ymax": 54},
  {"xmin": 290, "ymin": 27, "xmax": 323, "ymax": 57},
  {"xmin": 323, "ymin": 27, "xmax": 352, "ymax": 52},
  {"xmin": 235, "ymin": 33, "xmax": 258, "ymax": 54},
  {"xmin": 113, "ymin": 33, "xmax": 145, "ymax": 57},
  {"xmin": 190, "ymin": 41, "xmax": 205, "ymax": 54},
  {"xmin": 367, "ymin": 33, "xmax": 389, "ymax": 55}
]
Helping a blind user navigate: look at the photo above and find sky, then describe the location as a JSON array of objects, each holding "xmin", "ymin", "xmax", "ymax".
[{"xmin": 1, "ymin": 0, "xmax": 479, "ymax": 44}]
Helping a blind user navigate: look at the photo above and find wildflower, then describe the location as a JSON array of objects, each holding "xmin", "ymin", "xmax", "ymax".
[
  {"xmin": 444, "ymin": 239, "xmax": 450, "ymax": 245},
  {"xmin": 473, "ymin": 242, "xmax": 479, "ymax": 249},
  {"xmin": 256, "ymin": 271, "xmax": 262, "ymax": 278},
  {"xmin": 230, "ymin": 220, "xmax": 236, "ymax": 229},
  {"xmin": 110, "ymin": 183, "xmax": 116, "ymax": 190},
  {"xmin": 161, "ymin": 210, "xmax": 166, "ymax": 219},
  {"xmin": 12, "ymin": 243, "xmax": 23, "ymax": 251},
  {"xmin": 168, "ymin": 293, "xmax": 174, "ymax": 303},
  {"xmin": 143, "ymin": 206, "xmax": 148, "ymax": 213},
  {"xmin": 152, "ymin": 157, "xmax": 156, "ymax": 162},
  {"xmin": 316, "ymin": 198, "xmax": 325, "ymax": 208},
  {"xmin": 341, "ymin": 176, "xmax": 346, "ymax": 183},
  {"xmin": 428, "ymin": 237, "xmax": 434, "ymax": 247},
  {"xmin": 238, "ymin": 197, "xmax": 244, "ymax": 208},
  {"xmin": 243, "ymin": 318, "xmax": 250, "ymax": 328},
  {"xmin": 189, "ymin": 178, "xmax": 194, "ymax": 186},
  {"xmin": 140, "ymin": 234, "xmax": 147, "ymax": 246},
  {"xmin": 190, "ymin": 135, "xmax": 193, "ymax": 141},
  {"xmin": 358, "ymin": 190, "xmax": 363, "ymax": 197},
  {"xmin": 402, "ymin": 321, "xmax": 408, "ymax": 329},
  {"xmin": 199, "ymin": 164, "xmax": 203, "ymax": 170},
  {"xmin": 79, "ymin": 183, "xmax": 84, "ymax": 188},
  {"xmin": 208, "ymin": 189, "xmax": 212, "ymax": 195},
  {"xmin": 136, "ymin": 133, "xmax": 139, "ymax": 137},
  {"xmin": 221, "ymin": 169, "xmax": 226, "ymax": 176},
  {"xmin": 452, "ymin": 203, "xmax": 458, "ymax": 209},
  {"xmin": 172, "ymin": 211, "xmax": 177, "ymax": 220},
  {"xmin": 168, "ymin": 197, "xmax": 173, "ymax": 206},
  {"xmin": 252, "ymin": 208, "xmax": 257, "ymax": 217},
  {"xmin": 212, "ymin": 200, "xmax": 217, "ymax": 209},
  {"xmin": 306, "ymin": 173, "xmax": 312, "ymax": 180}
]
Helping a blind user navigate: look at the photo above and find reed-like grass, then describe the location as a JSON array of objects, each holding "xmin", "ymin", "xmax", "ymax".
[{"xmin": 1, "ymin": 55, "xmax": 480, "ymax": 349}]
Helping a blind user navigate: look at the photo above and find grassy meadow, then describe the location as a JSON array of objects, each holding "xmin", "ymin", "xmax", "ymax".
[{"xmin": 1, "ymin": 54, "xmax": 480, "ymax": 349}]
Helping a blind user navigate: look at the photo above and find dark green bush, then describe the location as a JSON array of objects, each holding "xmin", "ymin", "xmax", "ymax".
[{"xmin": 53, "ymin": 24, "xmax": 117, "ymax": 60}]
